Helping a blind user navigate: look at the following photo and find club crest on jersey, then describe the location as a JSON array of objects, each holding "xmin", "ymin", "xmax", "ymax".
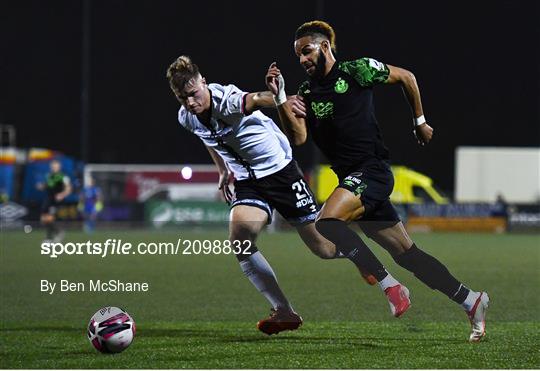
[
  {"xmin": 311, "ymin": 101, "xmax": 334, "ymax": 119},
  {"xmin": 334, "ymin": 78, "xmax": 348, "ymax": 93}
]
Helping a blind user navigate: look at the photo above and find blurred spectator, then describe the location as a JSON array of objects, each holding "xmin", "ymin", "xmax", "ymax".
[{"xmin": 78, "ymin": 176, "xmax": 103, "ymax": 233}]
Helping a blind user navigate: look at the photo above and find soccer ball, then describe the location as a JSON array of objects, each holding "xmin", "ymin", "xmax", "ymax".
[{"xmin": 87, "ymin": 306, "xmax": 136, "ymax": 353}]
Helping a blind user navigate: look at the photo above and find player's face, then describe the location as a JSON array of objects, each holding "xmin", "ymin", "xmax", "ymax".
[
  {"xmin": 177, "ymin": 76, "xmax": 210, "ymax": 115},
  {"xmin": 50, "ymin": 161, "xmax": 61, "ymax": 173},
  {"xmin": 294, "ymin": 36, "xmax": 326, "ymax": 77}
]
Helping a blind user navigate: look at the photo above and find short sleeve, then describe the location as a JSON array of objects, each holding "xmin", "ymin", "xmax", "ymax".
[
  {"xmin": 177, "ymin": 108, "xmax": 193, "ymax": 132},
  {"xmin": 338, "ymin": 58, "xmax": 389, "ymax": 87},
  {"xmin": 218, "ymin": 84, "xmax": 248, "ymax": 116}
]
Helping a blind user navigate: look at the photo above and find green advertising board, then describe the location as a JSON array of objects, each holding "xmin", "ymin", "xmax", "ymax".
[{"xmin": 145, "ymin": 200, "xmax": 230, "ymax": 227}]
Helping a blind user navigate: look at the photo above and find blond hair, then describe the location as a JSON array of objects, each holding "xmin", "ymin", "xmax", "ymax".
[{"xmin": 166, "ymin": 55, "xmax": 200, "ymax": 94}]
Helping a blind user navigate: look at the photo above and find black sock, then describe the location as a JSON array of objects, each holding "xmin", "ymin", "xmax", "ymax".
[
  {"xmin": 315, "ymin": 218, "xmax": 388, "ymax": 281},
  {"xmin": 452, "ymin": 284, "xmax": 471, "ymax": 305},
  {"xmin": 394, "ymin": 244, "xmax": 469, "ymax": 303}
]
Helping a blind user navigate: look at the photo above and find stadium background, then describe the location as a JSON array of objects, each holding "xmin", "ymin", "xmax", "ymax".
[
  {"xmin": 1, "ymin": 0, "xmax": 539, "ymax": 369},
  {"xmin": 2, "ymin": 0, "xmax": 539, "ymax": 191}
]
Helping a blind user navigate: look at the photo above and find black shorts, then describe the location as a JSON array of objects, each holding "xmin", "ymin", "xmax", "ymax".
[
  {"xmin": 231, "ymin": 160, "xmax": 319, "ymax": 226},
  {"xmin": 41, "ymin": 196, "xmax": 59, "ymax": 215},
  {"xmin": 337, "ymin": 161, "xmax": 400, "ymax": 228}
]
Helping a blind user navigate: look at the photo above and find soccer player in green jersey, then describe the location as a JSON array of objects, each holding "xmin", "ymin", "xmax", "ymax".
[
  {"xmin": 37, "ymin": 160, "xmax": 72, "ymax": 242},
  {"xmin": 266, "ymin": 20, "xmax": 489, "ymax": 342}
]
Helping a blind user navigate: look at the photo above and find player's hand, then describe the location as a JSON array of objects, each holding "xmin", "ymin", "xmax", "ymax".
[
  {"xmin": 55, "ymin": 194, "xmax": 64, "ymax": 202},
  {"xmin": 218, "ymin": 170, "xmax": 234, "ymax": 205},
  {"xmin": 414, "ymin": 123, "xmax": 433, "ymax": 146},
  {"xmin": 289, "ymin": 95, "xmax": 307, "ymax": 118},
  {"xmin": 265, "ymin": 62, "xmax": 281, "ymax": 95}
]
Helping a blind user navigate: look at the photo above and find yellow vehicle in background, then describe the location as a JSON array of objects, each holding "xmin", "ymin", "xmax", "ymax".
[{"xmin": 314, "ymin": 165, "xmax": 448, "ymax": 204}]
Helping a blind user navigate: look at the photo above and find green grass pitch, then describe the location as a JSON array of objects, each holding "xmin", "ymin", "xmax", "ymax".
[{"xmin": 1, "ymin": 228, "xmax": 539, "ymax": 368}]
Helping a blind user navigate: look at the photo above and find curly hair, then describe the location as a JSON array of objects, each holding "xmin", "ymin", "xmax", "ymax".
[
  {"xmin": 166, "ymin": 55, "xmax": 200, "ymax": 94},
  {"xmin": 294, "ymin": 20, "xmax": 336, "ymax": 53}
]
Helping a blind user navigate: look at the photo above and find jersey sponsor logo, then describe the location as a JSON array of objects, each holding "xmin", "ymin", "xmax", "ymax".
[
  {"xmin": 334, "ymin": 78, "xmax": 349, "ymax": 94},
  {"xmin": 344, "ymin": 175, "xmax": 362, "ymax": 185},
  {"xmin": 343, "ymin": 174, "xmax": 367, "ymax": 196},
  {"xmin": 311, "ymin": 101, "xmax": 334, "ymax": 119},
  {"xmin": 352, "ymin": 183, "xmax": 367, "ymax": 197}
]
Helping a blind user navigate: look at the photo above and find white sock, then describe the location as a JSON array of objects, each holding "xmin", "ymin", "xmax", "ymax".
[
  {"xmin": 461, "ymin": 290, "xmax": 481, "ymax": 312},
  {"xmin": 239, "ymin": 251, "xmax": 293, "ymax": 311},
  {"xmin": 378, "ymin": 273, "xmax": 400, "ymax": 291}
]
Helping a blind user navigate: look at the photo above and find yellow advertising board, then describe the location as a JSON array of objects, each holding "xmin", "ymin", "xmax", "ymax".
[{"xmin": 314, "ymin": 165, "xmax": 448, "ymax": 204}]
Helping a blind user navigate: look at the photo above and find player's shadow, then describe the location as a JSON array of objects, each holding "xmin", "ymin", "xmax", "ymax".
[
  {"xmin": 227, "ymin": 335, "xmax": 385, "ymax": 348},
  {"xmin": 139, "ymin": 328, "xmax": 224, "ymax": 338},
  {"xmin": 139, "ymin": 328, "xmax": 463, "ymax": 347},
  {"xmin": 2, "ymin": 326, "xmax": 464, "ymax": 348},
  {"xmin": 131, "ymin": 328, "xmax": 380, "ymax": 348},
  {"xmin": 222, "ymin": 333, "xmax": 466, "ymax": 347}
]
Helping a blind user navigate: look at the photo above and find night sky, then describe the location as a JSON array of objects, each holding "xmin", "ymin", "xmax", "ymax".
[{"xmin": 1, "ymin": 0, "xmax": 538, "ymax": 191}]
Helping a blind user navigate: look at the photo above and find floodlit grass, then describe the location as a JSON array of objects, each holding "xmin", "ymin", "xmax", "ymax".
[{"xmin": 1, "ymin": 229, "xmax": 539, "ymax": 368}]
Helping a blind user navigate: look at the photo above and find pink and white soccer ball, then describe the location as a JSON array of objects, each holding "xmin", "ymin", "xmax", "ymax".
[{"xmin": 87, "ymin": 306, "xmax": 136, "ymax": 353}]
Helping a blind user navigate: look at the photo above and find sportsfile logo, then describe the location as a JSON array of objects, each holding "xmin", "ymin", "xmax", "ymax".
[{"xmin": 40, "ymin": 238, "xmax": 252, "ymax": 258}]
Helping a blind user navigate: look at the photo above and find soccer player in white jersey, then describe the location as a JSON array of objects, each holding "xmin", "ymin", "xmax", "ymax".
[{"xmin": 166, "ymin": 55, "xmax": 409, "ymax": 335}]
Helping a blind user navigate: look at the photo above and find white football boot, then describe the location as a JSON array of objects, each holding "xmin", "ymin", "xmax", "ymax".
[{"xmin": 467, "ymin": 291, "xmax": 490, "ymax": 342}]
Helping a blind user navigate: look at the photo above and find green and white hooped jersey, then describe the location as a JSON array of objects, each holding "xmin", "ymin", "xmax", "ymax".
[{"xmin": 178, "ymin": 83, "xmax": 292, "ymax": 180}]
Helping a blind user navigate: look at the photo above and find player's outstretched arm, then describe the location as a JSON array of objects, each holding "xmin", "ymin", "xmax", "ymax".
[
  {"xmin": 265, "ymin": 62, "xmax": 308, "ymax": 145},
  {"xmin": 386, "ymin": 65, "xmax": 433, "ymax": 145},
  {"xmin": 243, "ymin": 91, "xmax": 275, "ymax": 113}
]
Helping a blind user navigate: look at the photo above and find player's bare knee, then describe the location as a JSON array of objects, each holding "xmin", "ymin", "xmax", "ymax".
[
  {"xmin": 309, "ymin": 242, "xmax": 335, "ymax": 259},
  {"xmin": 316, "ymin": 249, "xmax": 336, "ymax": 259},
  {"xmin": 394, "ymin": 240, "xmax": 414, "ymax": 255},
  {"xmin": 296, "ymin": 223, "xmax": 336, "ymax": 259},
  {"xmin": 229, "ymin": 233, "xmax": 256, "ymax": 246},
  {"xmin": 231, "ymin": 228, "xmax": 259, "ymax": 262},
  {"xmin": 229, "ymin": 223, "xmax": 258, "ymax": 245},
  {"xmin": 384, "ymin": 238, "xmax": 412, "ymax": 259}
]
